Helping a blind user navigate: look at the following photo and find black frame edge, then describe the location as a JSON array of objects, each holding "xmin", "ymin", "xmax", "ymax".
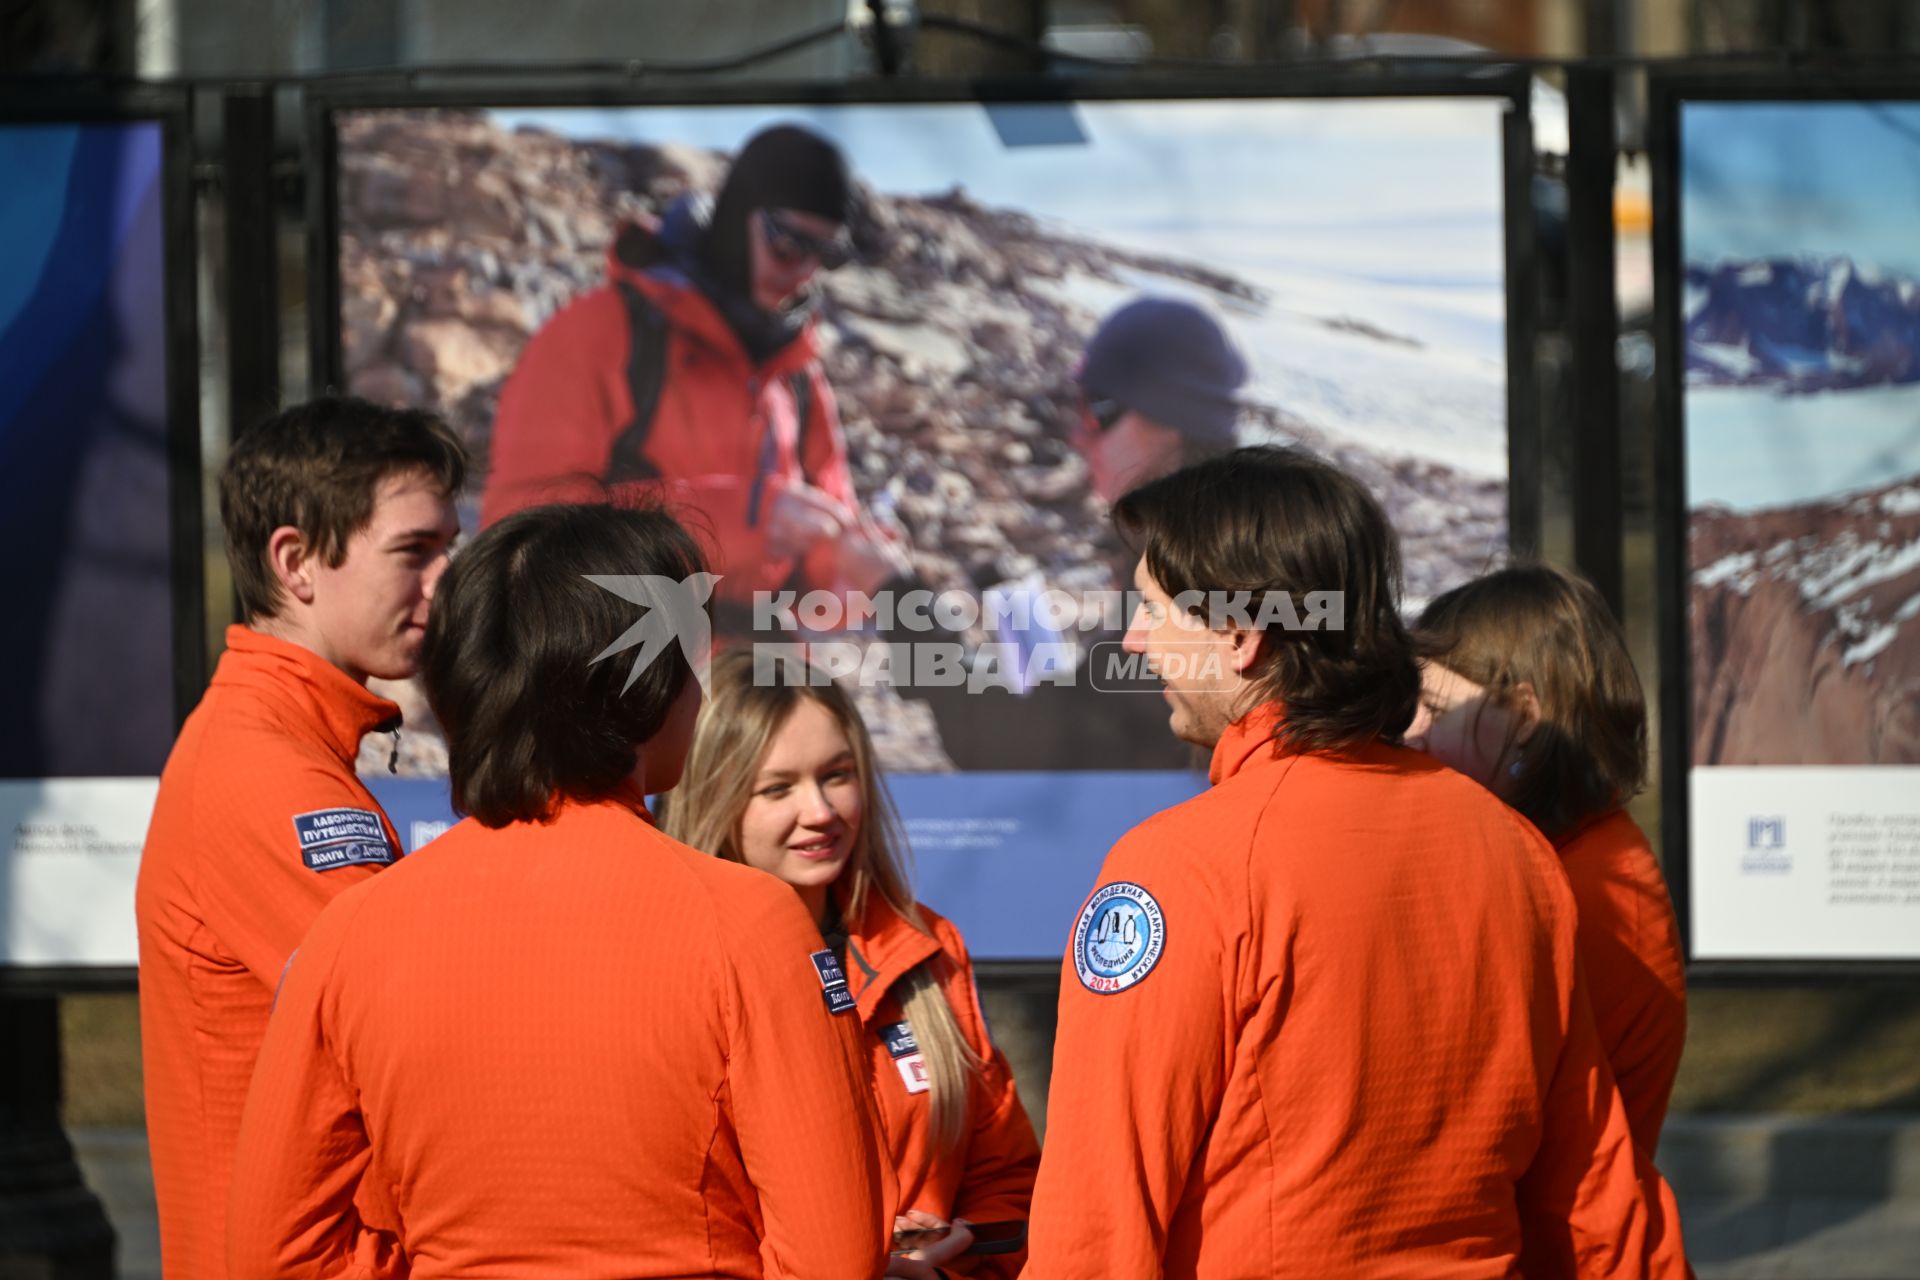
[
  {"xmin": 305, "ymin": 85, "xmax": 344, "ymax": 398},
  {"xmin": 1649, "ymin": 68, "xmax": 1920, "ymax": 980},
  {"xmin": 165, "ymin": 86, "xmax": 208, "ymax": 738},
  {"xmin": 1647, "ymin": 69, "xmax": 1693, "ymax": 970},
  {"xmin": 0, "ymin": 80, "xmax": 202, "ymax": 984},
  {"xmin": 1565, "ymin": 63, "xmax": 1623, "ymax": 617},
  {"xmin": 1502, "ymin": 77, "xmax": 1542, "ymax": 558}
]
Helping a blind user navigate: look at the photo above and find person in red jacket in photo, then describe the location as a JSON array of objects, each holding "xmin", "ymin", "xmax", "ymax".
[
  {"xmin": 1407, "ymin": 563, "xmax": 1688, "ymax": 1160},
  {"xmin": 667, "ymin": 647, "xmax": 1040, "ymax": 1279},
  {"xmin": 480, "ymin": 122, "xmax": 905, "ymax": 613}
]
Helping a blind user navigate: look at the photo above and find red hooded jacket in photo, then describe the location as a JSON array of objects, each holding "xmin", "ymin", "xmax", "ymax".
[{"xmin": 480, "ymin": 211, "xmax": 853, "ymax": 607}]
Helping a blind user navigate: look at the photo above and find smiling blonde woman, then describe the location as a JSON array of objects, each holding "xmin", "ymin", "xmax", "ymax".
[{"xmin": 667, "ymin": 647, "xmax": 1039, "ymax": 1279}]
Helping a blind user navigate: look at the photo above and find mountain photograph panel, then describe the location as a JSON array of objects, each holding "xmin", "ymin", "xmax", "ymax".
[{"xmin": 1684, "ymin": 101, "xmax": 1920, "ymax": 770}]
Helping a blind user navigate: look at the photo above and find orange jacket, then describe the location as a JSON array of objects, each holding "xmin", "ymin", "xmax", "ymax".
[
  {"xmin": 227, "ymin": 791, "xmax": 892, "ymax": 1280},
  {"xmin": 842, "ymin": 894, "xmax": 1040, "ymax": 1277},
  {"xmin": 1555, "ymin": 809, "xmax": 1688, "ymax": 1158},
  {"xmin": 136, "ymin": 625, "xmax": 406, "ymax": 1280},
  {"xmin": 479, "ymin": 241, "xmax": 852, "ymax": 605},
  {"xmin": 1024, "ymin": 706, "xmax": 1688, "ymax": 1279}
]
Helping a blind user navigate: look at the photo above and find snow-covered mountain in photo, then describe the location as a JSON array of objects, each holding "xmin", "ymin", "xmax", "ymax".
[{"xmin": 1686, "ymin": 255, "xmax": 1920, "ymax": 393}]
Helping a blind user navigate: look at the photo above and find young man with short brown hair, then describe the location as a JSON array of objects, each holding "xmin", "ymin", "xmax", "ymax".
[{"xmin": 137, "ymin": 395, "xmax": 464, "ymax": 1279}]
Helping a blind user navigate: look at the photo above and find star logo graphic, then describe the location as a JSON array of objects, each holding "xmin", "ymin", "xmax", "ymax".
[{"xmin": 584, "ymin": 573, "xmax": 721, "ymax": 693}]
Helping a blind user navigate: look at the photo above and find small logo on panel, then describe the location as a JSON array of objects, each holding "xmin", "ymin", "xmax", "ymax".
[{"xmin": 1741, "ymin": 815, "xmax": 1790, "ymax": 874}]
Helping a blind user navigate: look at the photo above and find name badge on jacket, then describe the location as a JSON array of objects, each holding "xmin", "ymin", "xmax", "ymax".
[
  {"xmin": 809, "ymin": 949, "xmax": 856, "ymax": 1015},
  {"xmin": 880, "ymin": 1019, "xmax": 930, "ymax": 1095}
]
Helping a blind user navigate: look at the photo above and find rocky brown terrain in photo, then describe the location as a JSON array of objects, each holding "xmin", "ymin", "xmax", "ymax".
[{"xmin": 1690, "ymin": 473, "xmax": 1920, "ymax": 766}]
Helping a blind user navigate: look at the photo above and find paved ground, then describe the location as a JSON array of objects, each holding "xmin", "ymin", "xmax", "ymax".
[
  {"xmin": 1664, "ymin": 1115, "xmax": 1920, "ymax": 1278},
  {"xmin": 68, "ymin": 1118, "xmax": 1920, "ymax": 1279},
  {"xmin": 1684, "ymin": 1195, "xmax": 1920, "ymax": 1278},
  {"xmin": 74, "ymin": 1130, "xmax": 158, "ymax": 1280}
]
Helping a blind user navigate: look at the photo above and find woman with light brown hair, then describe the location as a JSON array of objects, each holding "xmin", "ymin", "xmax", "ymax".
[
  {"xmin": 667, "ymin": 647, "xmax": 1039, "ymax": 1279},
  {"xmin": 1406, "ymin": 562, "xmax": 1687, "ymax": 1157}
]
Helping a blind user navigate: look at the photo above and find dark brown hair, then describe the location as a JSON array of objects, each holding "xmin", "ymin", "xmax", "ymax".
[
  {"xmin": 1415, "ymin": 563, "xmax": 1648, "ymax": 840},
  {"xmin": 421, "ymin": 503, "xmax": 708, "ymax": 828},
  {"xmin": 1112, "ymin": 444, "xmax": 1419, "ymax": 754},
  {"xmin": 220, "ymin": 396, "xmax": 466, "ymax": 621}
]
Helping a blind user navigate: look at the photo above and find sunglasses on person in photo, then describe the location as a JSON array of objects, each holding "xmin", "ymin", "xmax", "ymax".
[
  {"xmin": 1083, "ymin": 396, "xmax": 1128, "ymax": 433},
  {"xmin": 758, "ymin": 210, "xmax": 853, "ymax": 270}
]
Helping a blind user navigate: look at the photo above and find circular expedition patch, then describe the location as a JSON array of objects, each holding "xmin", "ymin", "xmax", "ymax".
[{"xmin": 1072, "ymin": 881, "xmax": 1165, "ymax": 995}]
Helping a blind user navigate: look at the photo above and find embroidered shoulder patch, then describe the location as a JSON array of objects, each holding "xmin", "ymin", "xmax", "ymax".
[
  {"xmin": 809, "ymin": 949, "xmax": 857, "ymax": 1015},
  {"xmin": 292, "ymin": 807, "xmax": 398, "ymax": 872},
  {"xmin": 1071, "ymin": 881, "xmax": 1166, "ymax": 995}
]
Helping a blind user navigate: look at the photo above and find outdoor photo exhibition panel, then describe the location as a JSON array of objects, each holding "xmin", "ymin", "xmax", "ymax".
[
  {"xmin": 312, "ymin": 77, "xmax": 1531, "ymax": 959},
  {"xmin": 0, "ymin": 85, "xmax": 201, "ymax": 977},
  {"xmin": 1654, "ymin": 74, "xmax": 1920, "ymax": 969}
]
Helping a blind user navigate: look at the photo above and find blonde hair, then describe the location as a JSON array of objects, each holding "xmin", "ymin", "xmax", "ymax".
[{"xmin": 664, "ymin": 648, "xmax": 980, "ymax": 1149}]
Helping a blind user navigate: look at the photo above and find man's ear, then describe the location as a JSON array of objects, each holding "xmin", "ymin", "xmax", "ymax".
[
  {"xmin": 1509, "ymin": 681, "xmax": 1543, "ymax": 746},
  {"xmin": 1225, "ymin": 624, "xmax": 1266, "ymax": 674},
  {"xmin": 266, "ymin": 526, "xmax": 318, "ymax": 606}
]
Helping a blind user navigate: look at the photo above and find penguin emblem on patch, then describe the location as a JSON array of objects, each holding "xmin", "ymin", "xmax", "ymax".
[{"xmin": 1072, "ymin": 881, "xmax": 1165, "ymax": 994}]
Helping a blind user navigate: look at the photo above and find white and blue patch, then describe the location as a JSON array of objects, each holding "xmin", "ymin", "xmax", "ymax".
[
  {"xmin": 1072, "ymin": 881, "xmax": 1165, "ymax": 995},
  {"xmin": 879, "ymin": 1020, "xmax": 930, "ymax": 1094},
  {"xmin": 809, "ymin": 948, "xmax": 857, "ymax": 1016},
  {"xmin": 292, "ymin": 807, "xmax": 397, "ymax": 872}
]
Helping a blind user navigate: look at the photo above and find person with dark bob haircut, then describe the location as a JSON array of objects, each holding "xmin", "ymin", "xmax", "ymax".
[
  {"xmin": 425, "ymin": 502, "xmax": 709, "ymax": 823},
  {"xmin": 227, "ymin": 503, "xmax": 892, "ymax": 1280},
  {"xmin": 1025, "ymin": 446, "xmax": 1690, "ymax": 1278},
  {"xmin": 1408, "ymin": 563, "xmax": 1686, "ymax": 1161}
]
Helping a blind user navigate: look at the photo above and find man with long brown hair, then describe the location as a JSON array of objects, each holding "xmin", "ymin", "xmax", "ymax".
[{"xmin": 1024, "ymin": 446, "xmax": 1689, "ymax": 1278}]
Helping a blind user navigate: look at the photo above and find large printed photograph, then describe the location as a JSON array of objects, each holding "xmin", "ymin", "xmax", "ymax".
[
  {"xmin": 331, "ymin": 96, "xmax": 1514, "ymax": 778},
  {"xmin": 0, "ymin": 119, "xmax": 176, "ymax": 778},
  {"xmin": 1684, "ymin": 101, "xmax": 1920, "ymax": 767},
  {"xmin": 1, "ymin": 113, "xmax": 181, "ymax": 968}
]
